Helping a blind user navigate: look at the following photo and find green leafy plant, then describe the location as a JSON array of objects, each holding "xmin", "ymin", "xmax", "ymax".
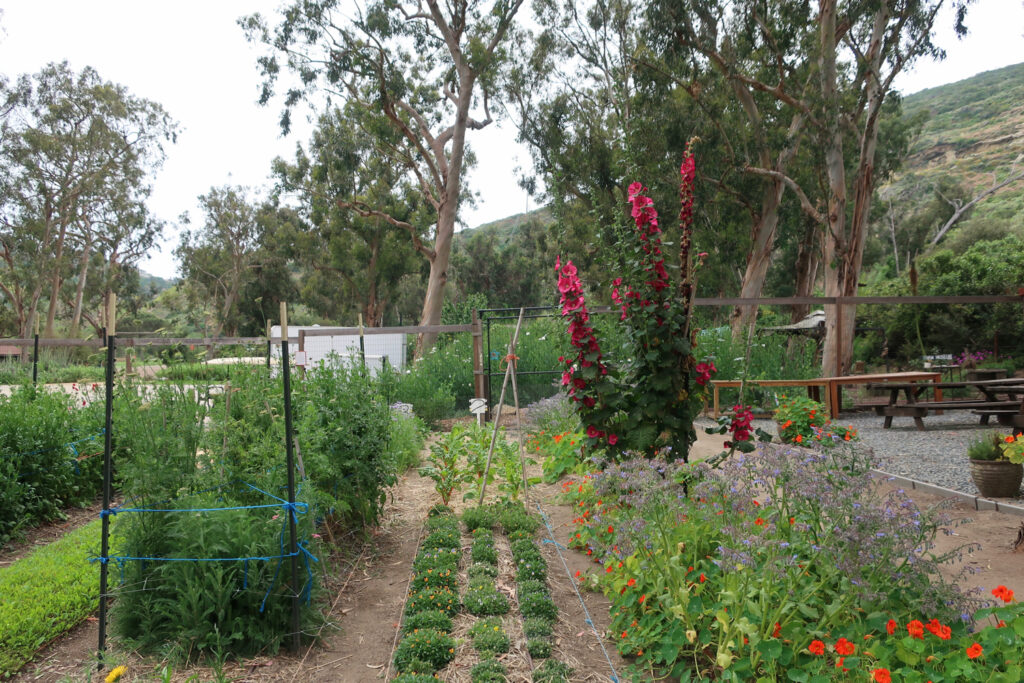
[
  {"xmin": 406, "ymin": 587, "xmax": 460, "ymax": 617},
  {"xmin": 523, "ymin": 617, "xmax": 553, "ymax": 639},
  {"xmin": 469, "ymin": 617, "xmax": 510, "ymax": 655},
  {"xmin": 999, "ymin": 432, "xmax": 1024, "ymax": 464},
  {"xmin": 402, "ymin": 609, "xmax": 453, "ymax": 634},
  {"xmin": 968, "ymin": 432, "xmax": 1006, "ymax": 461},
  {"xmin": 419, "ymin": 427, "xmax": 468, "ymax": 506},
  {"xmin": 0, "ymin": 520, "xmax": 110, "ymax": 676},
  {"xmin": 471, "ymin": 529, "xmax": 498, "ymax": 565},
  {"xmin": 772, "ymin": 394, "xmax": 828, "ymax": 445},
  {"xmin": 526, "ymin": 638, "xmax": 552, "ymax": 659},
  {"xmin": 530, "ymin": 429, "xmax": 586, "ymax": 483},
  {"xmin": 519, "ymin": 591, "xmax": 558, "ymax": 622},
  {"xmin": 470, "ymin": 657, "xmax": 507, "ymax": 682},
  {"xmin": 497, "ymin": 502, "xmax": 539, "ymax": 535},
  {"xmin": 393, "ymin": 628, "xmax": 456, "ymax": 673},
  {"xmin": 468, "ymin": 563, "xmax": 499, "ymax": 580},
  {"xmin": 532, "ymin": 659, "xmax": 573, "ymax": 682},
  {"xmin": 464, "ymin": 579, "xmax": 510, "ymax": 616},
  {"xmin": 462, "ymin": 505, "xmax": 497, "ymax": 532}
]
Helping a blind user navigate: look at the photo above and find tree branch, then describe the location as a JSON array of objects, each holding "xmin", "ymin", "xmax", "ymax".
[
  {"xmin": 743, "ymin": 166, "xmax": 825, "ymax": 224},
  {"xmin": 337, "ymin": 199, "xmax": 436, "ymax": 260}
]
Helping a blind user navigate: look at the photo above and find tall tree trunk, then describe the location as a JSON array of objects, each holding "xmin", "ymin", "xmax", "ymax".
[
  {"xmin": 364, "ymin": 232, "xmax": 382, "ymax": 326},
  {"xmin": 44, "ymin": 224, "xmax": 69, "ymax": 338},
  {"xmin": 818, "ymin": 0, "xmax": 849, "ymax": 377},
  {"xmin": 70, "ymin": 240, "xmax": 92, "ymax": 337},
  {"xmin": 729, "ymin": 185, "xmax": 783, "ymax": 338},
  {"xmin": 415, "ymin": 68, "xmax": 474, "ymax": 358},
  {"xmin": 790, "ymin": 218, "xmax": 821, "ymax": 324}
]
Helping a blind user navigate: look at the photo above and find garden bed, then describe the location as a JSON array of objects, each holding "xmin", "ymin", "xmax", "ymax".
[{"xmin": 8, "ymin": 424, "xmax": 1024, "ymax": 681}]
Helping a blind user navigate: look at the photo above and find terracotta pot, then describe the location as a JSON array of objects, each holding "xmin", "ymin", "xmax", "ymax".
[{"xmin": 969, "ymin": 459, "xmax": 1024, "ymax": 498}]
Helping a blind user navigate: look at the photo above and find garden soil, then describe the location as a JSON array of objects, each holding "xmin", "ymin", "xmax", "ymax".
[{"xmin": 10, "ymin": 428, "xmax": 1024, "ymax": 682}]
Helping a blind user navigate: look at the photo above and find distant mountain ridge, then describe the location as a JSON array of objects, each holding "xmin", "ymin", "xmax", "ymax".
[{"xmin": 895, "ymin": 62, "xmax": 1024, "ymax": 222}]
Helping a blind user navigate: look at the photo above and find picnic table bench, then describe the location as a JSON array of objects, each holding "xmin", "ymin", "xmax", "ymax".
[{"xmin": 862, "ymin": 378, "xmax": 1024, "ymax": 430}]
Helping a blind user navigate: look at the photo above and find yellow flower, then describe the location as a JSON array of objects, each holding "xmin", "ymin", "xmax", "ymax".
[{"xmin": 105, "ymin": 665, "xmax": 128, "ymax": 683}]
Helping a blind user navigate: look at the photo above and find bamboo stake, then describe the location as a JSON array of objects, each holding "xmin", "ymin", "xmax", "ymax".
[{"xmin": 477, "ymin": 308, "xmax": 526, "ymax": 505}]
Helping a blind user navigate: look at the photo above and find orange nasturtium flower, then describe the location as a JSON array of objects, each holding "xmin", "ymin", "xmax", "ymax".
[
  {"xmin": 834, "ymin": 637, "xmax": 855, "ymax": 656},
  {"xmin": 872, "ymin": 669, "xmax": 892, "ymax": 683},
  {"xmin": 886, "ymin": 619, "xmax": 897, "ymax": 635},
  {"xmin": 907, "ymin": 619, "xmax": 925, "ymax": 639},
  {"xmin": 966, "ymin": 642, "xmax": 983, "ymax": 659},
  {"xmin": 992, "ymin": 585, "xmax": 1015, "ymax": 603},
  {"xmin": 808, "ymin": 640, "xmax": 825, "ymax": 655}
]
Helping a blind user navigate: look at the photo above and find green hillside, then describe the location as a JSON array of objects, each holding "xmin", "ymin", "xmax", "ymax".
[
  {"xmin": 460, "ymin": 207, "xmax": 554, "ymax": 244},
  {"xmin": 890, "ymin": 62, "xmax": 1024, "ymax": 233}
]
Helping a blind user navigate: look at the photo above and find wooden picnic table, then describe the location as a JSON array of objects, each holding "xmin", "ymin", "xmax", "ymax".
[
  {"xmin": 863, "ymin": 378, "xmax": 1024, "ymax": 430},
  {"xmin": 825, "ymin": 371, "xmax": 943, "ymax": 420}
]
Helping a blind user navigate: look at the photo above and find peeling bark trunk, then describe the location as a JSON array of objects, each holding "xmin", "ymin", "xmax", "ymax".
[
  {"xmin": 791, "ymin": 219, "xmax": 821, "ymax": 324},
  {"xmin": 70, "ymin": 240, "xmax": 92, "ymax": 337}
]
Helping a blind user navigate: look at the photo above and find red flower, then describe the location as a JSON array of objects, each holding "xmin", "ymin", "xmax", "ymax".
[
  {"xmin": 638, "ymin": 594, "xmax": 646, "ymax": 604},
  {"xmin": 872, "ymin": 669, "xmax": 891, "ymax": 683},
  {"xmin": 586, "ymin": 425, "xmax": 601, "ymax": 439},
  {"xmin": 834, "ymin": 638, "xmax": 855, "ymax": 656},
  {"xmin": 966, "ymin": 642, "xmax": 983, "ymax": 659},
  {"xmin": 992, "ymin": 585, "xmax": 1015, "ymax": 603},
  {"xmin": 754, "ymin": 517, "xmax": 765, "ymax": 526},
  {"xmin": 772, "ymin": 622, "xmax": 781, "ymax": 638},
  {"xmin": 906, "ymin": 620, "xmax": 924, "ymax": 639},
  {"xmin": 886, "ymin": 619, "xmax": 897, "ymax": 635},
  {"xmin": 607, "ymin": 525, "xmax": 614, "ymax": 534},
  {"xmin": 808, "ymin": 640, "xmax": 825, "ymax": 655},
  {"xmin": 608, "ymin": 433, "xmax": 618, "ymax": 446},
  {"xmin": 627, "ymin": 578, "xmax": 636, "ymax": 587},
  {"xmin": 699, "ymin": 573, "xmax": 706, "ymax": 583}
]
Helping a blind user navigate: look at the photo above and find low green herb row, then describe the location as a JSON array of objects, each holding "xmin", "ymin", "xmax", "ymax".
[
  {"xmin": 0, "ymin": 519, "xmax": 109, "ymax": 677},
  {"xmin": 395, "ymin": 512, "xmax": 461, "ymax": 679}
]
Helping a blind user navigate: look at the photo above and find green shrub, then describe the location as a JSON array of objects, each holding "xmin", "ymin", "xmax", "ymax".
[
  {"xmin": 297, "ymin": 363, "xmax": 395, "ymax": 528},
  {"xmin": 393, "ymin": 628, "xmax": 456, "ymax": 672},
  {"xmin": 425, "ymin": 513, "xmax": 460, "ymax": 532},
  {"xmin": 406, "ymin": 587, "xmax": 460, "ymax": 616},
  {"xmin": 394, "ymin": 672, "xmax": 439, "ymax": 683},
  {"xmin": 498, "ymin": 504, "xmax": 539, "ymax": 535},
  {"xmin": 462, "ymin": 505, "xmax": 497, "ymax": 532},
  {"xmin": 412, "ymin": 548, "xmax": 460, "ymax": 573},
  {"xmin": 0, "ymin": 384, "xmax": 104, "ymax": 545},
  {"xmin": 510, "ymin": 538, "xmax": 541, "ymax": 561},
  {"xmin": 532, "ymin": 659, "xmax": 573, "ymax": 682},
  {"xmin": 112, "ymin": 494, "xmax": 320, "ymax": 659},
  {"xmin": 471, "ymin": 532, "xmax": 498, "ymax": 565},
  {"xmin": 410, "ymin": 566, "xmax": 458, "ymax": 593},
  {"xmin": 463, "ymin": 581, "xmax": 510, "ymax": 616},
  {"xmin": 422, "ymin": 528, "xmax": 461, "ymax": 552},
  {"xmin": 523, "ymin": 617, "xmax": 553, "ymax": 639},
  {"xmin": 392, "ymin": 361, "xmax": 457, "ymax": 426},
  {"xmin": 469, "ymin": 617, "xmax": 510, "ymax": 655},
  {"xmin": 387, "ymin": 413, "xmax": 428, "ymax": 473},
  {"xmin": 526, "ymin": 638, "xmax": 552, "ymax": 659},
  {"xmin": 508, "ymin": 529, "xmax": 534, "ymax": 542},
  {"xmin": 467, "ymin": 562, "xmax": 499, "ymax": 580},
  {"xmin": 518, "ymin": 591, "xmax": 558, "ymax": 621},
  {"xmin": 967, "ymin": 432, "xmax": 1005, "ymax": 461},
  {"xmin": 402, "ymin": 609, "xmax": 453, "ymax": 634},
  {"xmin": 517, "ymin": 579, "xmax": 548, "ymax": 597},
  {"xmin": 471, "ymin": 657, "xmax": 507, "ymax": 682},
  {"xmin": 516, "ymin": 555, "xmax": 548, "ymax": 583}
]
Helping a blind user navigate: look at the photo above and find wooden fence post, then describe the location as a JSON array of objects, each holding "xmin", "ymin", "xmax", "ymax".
[{"xmin": 471, "ymin": 309, "xmax": 485, "ymax": 401}]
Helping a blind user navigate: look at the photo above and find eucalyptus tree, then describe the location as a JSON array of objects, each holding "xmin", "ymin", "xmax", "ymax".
[
  {"xmin": 175, "ymin": 187, "xmax": 265, "ymax": 338},
  {"xmin": 0, "ymin": 62, "xmax": 175, "ymax": 338},
  {"xmin": 243, "ymin": 0, "xmax": 525, "ymax": 355},
  {"xmin": 272, "ymin": 106, "xmax": 427, "ymax": 327},
  {"xmin": 649, "ymin": 0, "xmax": 966, "ymax": 374}
]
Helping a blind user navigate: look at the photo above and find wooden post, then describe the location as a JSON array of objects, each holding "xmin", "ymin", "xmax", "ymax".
[{"xmin": 471, "ymin": 309, "xmax": 485, "ymax": 400}]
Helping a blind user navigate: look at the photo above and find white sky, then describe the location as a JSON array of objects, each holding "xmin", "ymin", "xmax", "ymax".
[{"xmin": 1, "ymin": 0, "xmax": 1022, "ymax": 279}]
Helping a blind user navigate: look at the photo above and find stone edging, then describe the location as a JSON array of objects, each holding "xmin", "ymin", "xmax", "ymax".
[{"xmin": 871, "ymin": 468, "xmax": 1024, "ymax": 517}]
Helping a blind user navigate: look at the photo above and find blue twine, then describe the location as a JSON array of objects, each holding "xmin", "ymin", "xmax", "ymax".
[{"xmin": 535, "ymin": 502, "xmax": 620, "ymax": 683}]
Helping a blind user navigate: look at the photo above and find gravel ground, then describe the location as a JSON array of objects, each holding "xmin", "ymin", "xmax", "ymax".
[{"xmin": 720, "ymin": 411, "xmax": 1024, "ymax": 502}]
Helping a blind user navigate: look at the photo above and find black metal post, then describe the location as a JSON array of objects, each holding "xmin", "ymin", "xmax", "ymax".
[
  {"xmin": 267, "ymin": 338, "xmax": 272, "ymax": 370},
  {"xmin": 281, "ymin": 337, "xmax": 301, "ymax": 652},
  {"xmin": 359, "ymin": 332, "xmax": 366, "ymax": 369},
  {"xmin": 32, "ymin": 334, "xmax": 39, "ymax": 384},
  {"xmin": 97, "ymin": 332, "xmax": 115, "ymax": 669}
]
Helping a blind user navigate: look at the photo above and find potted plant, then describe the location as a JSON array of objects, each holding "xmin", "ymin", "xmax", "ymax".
[{"xmin": 968, "ymin": 432, "xmax": 1024, "ymax": 498}]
